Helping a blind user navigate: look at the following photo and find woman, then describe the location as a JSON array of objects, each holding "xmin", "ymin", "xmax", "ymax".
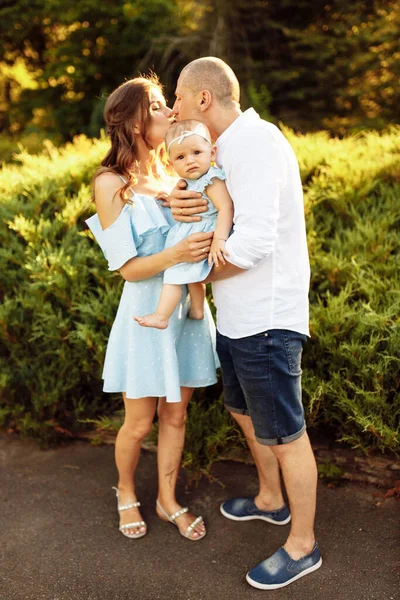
[{"xmin": 86, "ymin": 75, "xmax": 218, "ymax": 541}]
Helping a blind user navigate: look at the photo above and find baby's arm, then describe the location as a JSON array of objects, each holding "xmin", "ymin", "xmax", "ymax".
[{"xmin": 206, "ymin": 179, "xmax": 234, "ymax": 267}]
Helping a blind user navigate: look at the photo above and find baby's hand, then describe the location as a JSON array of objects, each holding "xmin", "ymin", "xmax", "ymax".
[
  {"xmin": 156, "ymin": 191, "xmax": 170, "ymax": 207},
  {"xmin": 208, "ymin": 238, "xmax": 229, "ymax": 267}
]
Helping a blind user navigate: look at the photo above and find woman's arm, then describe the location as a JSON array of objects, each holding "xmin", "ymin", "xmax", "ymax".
[
  {"xmin": 206, "ymin": 179, "xmax": 234, "ymax": 267},
  {"xmin": 119, "ymin": 232, "xmax": 213, "ymax": 282},
  {"xmin": 95, "ymin": 172, "xmax": 125, "ymax": 229},
  {"xmin": 94, "ymin": 172, "xmax": 213, "ymax": 282}
]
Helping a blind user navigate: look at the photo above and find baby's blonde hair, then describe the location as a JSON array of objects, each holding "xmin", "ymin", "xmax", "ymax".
[{"xmin": 165, "ymin": 120, "xmax": 211, "ymax": 153}]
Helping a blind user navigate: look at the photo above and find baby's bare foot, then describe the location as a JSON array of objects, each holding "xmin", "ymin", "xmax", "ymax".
[{"xmin": 134, "ymin": 313, "xmax": 169, "ymax": 329}]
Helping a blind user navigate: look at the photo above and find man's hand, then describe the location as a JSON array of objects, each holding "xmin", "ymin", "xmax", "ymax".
[{"xmin": 170, "ymin": 180, "xmax": 208, "ymax": 222}]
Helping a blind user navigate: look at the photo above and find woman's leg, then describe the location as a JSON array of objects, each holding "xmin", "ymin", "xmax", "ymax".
[
  {"xmin": 156, "ymin": 387, "xmax": 206, "ymax": 539},
  {"xmin": 134, "ymin": 284, "xmax": 182, "ymax": 329},
  {"xmin": 188, "ymin": 282, "xmax": 205, "ymax": 320},
  {"xmin": 115, "ymin": 393, "xmax": 157, "ymax": 535}
]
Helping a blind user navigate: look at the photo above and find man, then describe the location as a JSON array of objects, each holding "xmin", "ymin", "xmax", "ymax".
[{"xmin": 170, "ymin": 57, "xmax": 322, "ymax": 590}]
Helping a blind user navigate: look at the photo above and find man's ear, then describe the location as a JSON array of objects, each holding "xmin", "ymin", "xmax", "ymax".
[{"xmin": 199, "ymin": 90, "xmax": 212, "ymax": 112}]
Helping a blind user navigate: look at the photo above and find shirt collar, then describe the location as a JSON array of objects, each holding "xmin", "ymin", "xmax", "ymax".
[{"xmin": 216, "ymin": 108, "xmax": 260, "ymax": 148}]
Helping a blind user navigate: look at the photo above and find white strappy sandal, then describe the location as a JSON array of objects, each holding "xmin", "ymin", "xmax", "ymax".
[
  {"xmin": 156, "ymin": 499, "xmax": 206, "ymax": 541},
  {"xmin": 112, "ymin": 487, "xmax": 147, "ymax": 539}
]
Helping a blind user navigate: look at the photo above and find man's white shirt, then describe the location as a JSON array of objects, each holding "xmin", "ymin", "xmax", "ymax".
[{"xmin": 213, "ymin": 108, "xmax": 310, "ymax": 339}]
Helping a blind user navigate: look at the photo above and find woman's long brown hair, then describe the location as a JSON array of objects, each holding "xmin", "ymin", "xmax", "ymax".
[{"xmin": 93, "ymin": 74, "xmax": 170, "ymax": 203}]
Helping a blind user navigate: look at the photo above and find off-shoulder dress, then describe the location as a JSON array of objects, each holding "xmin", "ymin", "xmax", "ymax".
[{"xmin": 86, "ymin": 188, "xmax": 219, "ymax": 403}]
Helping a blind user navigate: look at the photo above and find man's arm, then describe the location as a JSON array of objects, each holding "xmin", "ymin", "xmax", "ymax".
[
  {"xmin": 221, "ymin": 127, "xmax": 286, "ymax": 271},
  {"xmin": 205, "ymin": 130, "xmax": 286, "ymax": 283},
  {"xmin": 203, "ymin": 261, "xmax": 244, "ymax": 283}
]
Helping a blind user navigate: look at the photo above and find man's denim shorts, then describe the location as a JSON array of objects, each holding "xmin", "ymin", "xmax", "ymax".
[{"xmin": 216, "ymin": 328, "xmax": 307, "ymax": 446}]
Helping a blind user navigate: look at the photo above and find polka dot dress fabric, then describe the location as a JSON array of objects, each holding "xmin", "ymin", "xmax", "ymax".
[{"xmin": 86, "ymin": 194, "xmax": 219, "ymax": 402}]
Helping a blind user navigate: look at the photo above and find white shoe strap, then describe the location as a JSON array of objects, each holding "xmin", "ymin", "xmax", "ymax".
[
  {"xmin": 119, "ymin": 501, "xmax": 141, "ymax": 511},
  {"xmin": 185, "ymin": 516, "xmax": 203, "ymax": 536},
  {"xmin": 169, "ymin": 507, "xmax": 189, "ymax": 522},
  {"xmin": 119, "ymin": 521, "xmax": 146, "ymax": 530}
]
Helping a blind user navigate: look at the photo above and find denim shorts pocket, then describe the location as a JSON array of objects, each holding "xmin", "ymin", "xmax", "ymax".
[{"xmin": 282, "ymin": 332, "xmax": 305, "ymax": 376}]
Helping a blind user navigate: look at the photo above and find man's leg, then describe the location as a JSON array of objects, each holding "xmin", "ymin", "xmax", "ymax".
[
  {"xmin": 230, "ymin": 412, "xmax": 318, "ymax": 555},
  {"xmin": 227, "ymin": 329, "xmax": 322, "ymax": 589},
  {"xmin": 270, "ymin": 431, "xmax": 317, "ymax": 558},
  {"xmin": 217, "ymin": 330, "xmax": 284, "ymax": 508},
  {"xmin": 246, "ymin": 431, "xmax": 321, "ymax": 589},
  {"xmin": 230, "ymin": 411, "xmax": 284, "ymax": 510}
]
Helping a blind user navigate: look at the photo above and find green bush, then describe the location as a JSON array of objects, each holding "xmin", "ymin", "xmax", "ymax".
[
  {"xmin": 288, "ymin": 127, "xmax": 400, "ymax": 452},
  {"xmin": 0, "ymin": 133, "xmax": 62, "ymax": 165},
  {"xmin": 0, "ymin": 135, "xmax": 117, "ymax": 443},
  {"xmin": 0, "ymin": 130, "xmax": 399, "ymax": 455}
]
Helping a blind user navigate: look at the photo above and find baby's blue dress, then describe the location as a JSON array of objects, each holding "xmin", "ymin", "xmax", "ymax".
[
  {"xmin": 164, "ymin": 166, "xmax": 226, "ymax": 284},
  {"xmin": 85, "ymin": 191, "xmax": 219, "ymax": 403}
]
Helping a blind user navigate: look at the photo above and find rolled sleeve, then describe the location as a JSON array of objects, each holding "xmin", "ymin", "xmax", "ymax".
[{"xmin": 224, "ymin": 128, "xmax": 286, "ymax": 269}]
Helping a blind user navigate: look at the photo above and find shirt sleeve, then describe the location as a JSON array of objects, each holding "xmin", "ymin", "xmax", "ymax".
[{"xmin": 223, "ymin": 127, "xmax": 287, "ymax": 270}]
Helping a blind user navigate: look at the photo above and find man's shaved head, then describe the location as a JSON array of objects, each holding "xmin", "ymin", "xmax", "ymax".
[{"xmin": 179, "ymin": 57, "xmax": 240, "ymax": 108}]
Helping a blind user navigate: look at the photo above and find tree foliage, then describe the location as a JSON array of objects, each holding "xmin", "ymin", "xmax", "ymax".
[{"xmin": 0, "ymin": 0, "xmax": 398, "ymax": 145}]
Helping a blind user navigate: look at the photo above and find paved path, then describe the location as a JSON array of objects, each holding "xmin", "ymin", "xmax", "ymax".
[{"xmin": 0, "ymin": 435, "xmax": 398, "ymax": 600}]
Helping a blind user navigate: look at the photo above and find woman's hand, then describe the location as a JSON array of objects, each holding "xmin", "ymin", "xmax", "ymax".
[
  {"xmin": 170, "ymin": 180, "xmax": 208, "ymax": 222},
  {"xmin": 174, "ymin": 231, "xmax": 214, "ymax": 263}
]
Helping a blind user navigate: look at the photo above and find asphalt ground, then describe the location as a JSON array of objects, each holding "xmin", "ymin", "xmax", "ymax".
[{"xmin": 0, "ymin": 434, "xmax": 398, "ymax": 600}]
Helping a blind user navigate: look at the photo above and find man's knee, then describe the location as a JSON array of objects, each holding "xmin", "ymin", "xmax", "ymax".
[
  {"xmin": 228, "ymin": 410, "xmax": 258, "ymax": 439},
  {"xmin": 228, "ymin": 408, "xmax": 248, "ymax": 422},
  {"xmin": 269, "ymin": 430, "xmax": 312, "ymax": 458}
]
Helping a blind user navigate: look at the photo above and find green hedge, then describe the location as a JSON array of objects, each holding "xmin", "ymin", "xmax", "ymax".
[{"xmin": 0, "ymin": 130, "xmax": 399, "ymax": 457}]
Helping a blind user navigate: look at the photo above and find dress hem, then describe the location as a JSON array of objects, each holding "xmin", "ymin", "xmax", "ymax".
[{"xmin": 102, "ymin": 376, "xmax": 218, "ymax": 396}]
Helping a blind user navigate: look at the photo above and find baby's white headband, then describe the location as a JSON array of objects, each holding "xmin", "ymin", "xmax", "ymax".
[{"xmin": 166, "ymin": 123, "xmax": 211, "ymax": 154}]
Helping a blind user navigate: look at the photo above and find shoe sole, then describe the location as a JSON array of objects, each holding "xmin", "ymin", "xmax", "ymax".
[
  {"xmin": 246, "ymin": 558, "xmax": 323, "ymax": 590},
  {"xmin": 181, "ymin": 531, "xmax": 207, "ymax": 541},
  {"xmin": 220, "ymin": 504, "xmax": 291, "ymax": 525}
]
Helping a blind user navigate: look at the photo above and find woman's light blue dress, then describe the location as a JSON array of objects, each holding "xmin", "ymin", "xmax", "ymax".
[
  {"xmin": 163, "ymin": 166, "xmax": 226, "ymax": 284},
  {"xmin": 85, "ymin": 191, "xmax": 219, "ymax": 403}
]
